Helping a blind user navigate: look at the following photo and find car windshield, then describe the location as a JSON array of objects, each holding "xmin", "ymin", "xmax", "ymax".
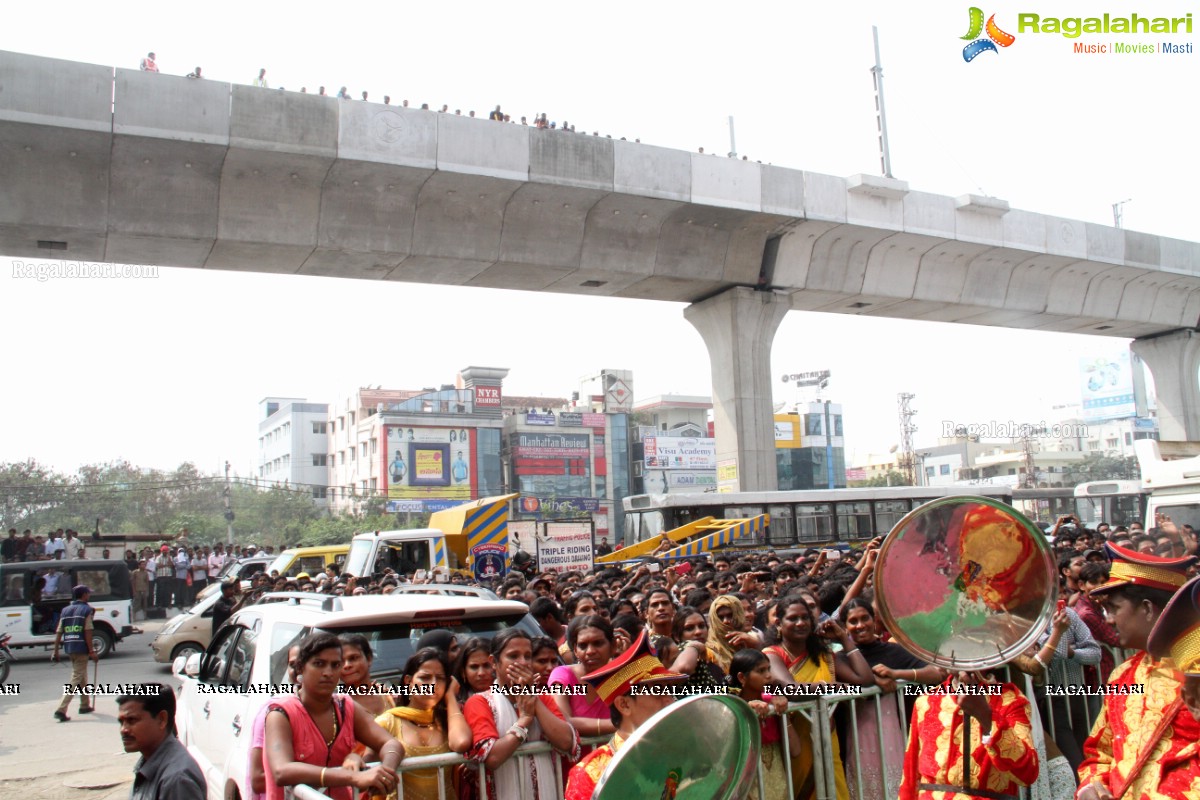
[{"xmin": 318, "ymin": 612, "xmax": 539, "ymax": 680}]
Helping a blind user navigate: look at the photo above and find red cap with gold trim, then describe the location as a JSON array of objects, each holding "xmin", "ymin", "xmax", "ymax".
[
  {"xmin": 581, "ymin": 630, "xmax": 687, "ymax": 705},
  {"xmin": 1148, "ymin": 575, "xmax": 1200, "ymax": 675},
  {"xmin": 1088, "ymin": 542, "xmax": 1196, "ymax": 595}
]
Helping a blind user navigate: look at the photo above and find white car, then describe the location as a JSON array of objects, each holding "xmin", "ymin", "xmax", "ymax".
[{"xmin": 173, "ymin": 592, "xmax": 541, "ymax": 800}]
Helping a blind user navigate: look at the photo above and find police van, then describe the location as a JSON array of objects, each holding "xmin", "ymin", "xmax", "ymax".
[{"xmin": 0, "ymin": 559, "xmax": 136, "ymax": 657}]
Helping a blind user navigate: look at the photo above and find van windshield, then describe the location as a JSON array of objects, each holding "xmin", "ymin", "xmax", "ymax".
[{"xmin": 321, "ymin": 612, "xmax": 540, "ymax": 680}]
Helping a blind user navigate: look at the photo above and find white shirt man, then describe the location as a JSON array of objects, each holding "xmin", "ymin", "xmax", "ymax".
[
  {"xmin": 45, "ymin": 534, "xmax": 65, "ymax": 558},
  {"xmin": 64, "ymin": 533, "xmax": 83, "ymax": 560},
  {"xmin": 207, "ymin": 549, "xmax": 225, "ymax": 575}
]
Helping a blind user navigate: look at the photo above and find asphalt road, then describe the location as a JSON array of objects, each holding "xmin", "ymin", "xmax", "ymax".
[{"xmin": 0, "ymin": 615, "xmax": 183, "ymax": 798}]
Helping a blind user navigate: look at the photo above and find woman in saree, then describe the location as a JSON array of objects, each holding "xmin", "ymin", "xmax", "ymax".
[
  {"xmin": 764, "ymin": 594, "xmax": 874, "ymax": 800},
  {"xmin": 375, "ymin": 647, "xmax": 472, "ymax": 800}
]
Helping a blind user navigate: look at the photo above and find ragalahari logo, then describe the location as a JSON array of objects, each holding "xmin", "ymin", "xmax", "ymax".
[{"xmin": 961, "ymin": 7, "xmax": 1016, "ymax": 61}]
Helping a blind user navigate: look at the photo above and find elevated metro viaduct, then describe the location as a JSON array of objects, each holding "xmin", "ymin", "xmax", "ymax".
[{"xmin": 3, "ymin": 50, "xmax": 1200, "ymax": 490}]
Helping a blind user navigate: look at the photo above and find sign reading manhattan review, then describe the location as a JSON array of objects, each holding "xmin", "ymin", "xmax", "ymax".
[{"xmin": 536, "ymin": 522, "xmax": 594, "ymax": 573}]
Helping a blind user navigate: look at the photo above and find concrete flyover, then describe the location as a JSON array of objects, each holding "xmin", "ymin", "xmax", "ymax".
[{"xmin": 3, "ymin": 49, "xmax": 1200, "ymax": 486}]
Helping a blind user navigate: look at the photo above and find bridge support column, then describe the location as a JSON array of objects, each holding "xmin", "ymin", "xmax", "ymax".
[
  {"xmin": 685, "ymin": 287, "xmax": 790, "ymax": 492},
  {"xmin": 1131, "ymin": 330, "xmax": 1200, "ymax": 441}
]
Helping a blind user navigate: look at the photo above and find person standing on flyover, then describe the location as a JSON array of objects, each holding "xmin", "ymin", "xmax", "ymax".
[{"xmin": 52, "ymin": 584, "xmax": 98, "ymax": 722}]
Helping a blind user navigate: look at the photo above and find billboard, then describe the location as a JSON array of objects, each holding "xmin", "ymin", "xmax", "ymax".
[
  {"xmin": 385, "ymin": 426, "xmax": 474, "ymax": 499},
  {"xmin": 513, "ymin": 432, "xmax": 591, "ymax": 458},
  {"xmin": 525, "ymin": 412, "xmax": 557, "ymax": 426},
  {"xmin": 537, "ymin": 522, "xmax": 594, "ymax": 573},
  {"xmin": 642, "ymin": 469, "xmax": 717, "ymax": 493},
  {"xmin": 644, "ymin": 436, "xmax": 717, "ymax": 470},
  {"xmin": 1080, "ymin": 353, "xmax": 1136, "ymax": 421}
]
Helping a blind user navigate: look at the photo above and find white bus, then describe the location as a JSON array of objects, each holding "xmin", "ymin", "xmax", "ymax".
[
  {"xmin": 1072, "ymin": 480, "xmax": 1148, "ymax": 529},
  {"xmin": 1134, "ymin": 440, "xmax": 1200, "ymax": 534},
  {"xmin": 621, "ymin": 485, "xmax": 1017, "ymax": 550}
]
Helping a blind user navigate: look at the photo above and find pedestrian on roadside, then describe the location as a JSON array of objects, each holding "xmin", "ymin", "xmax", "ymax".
[
  {"xmin": 52, "ymin": 585, "xmax": 98, "ymax": 722},
  {"xmin": 140, "ymin": 52, "xmax": 159, "ymax": 72},
  {"xmin": 132, "ymin": 561, "xmax": 151, "ymax": 620},
  {"xmin": 212, "ymin": 581, "xmax": 239, "ymax": 635},
  {"xmin": 154, "ymin": 546, "xmax": 174, "ymax": 609},
  {"xmin": 118, "ymin": 684, "xmax": 206, "ymax": 799},
  {"xmin": 253, "ymin": 68, "xmax": 268, "ymax": 88}
]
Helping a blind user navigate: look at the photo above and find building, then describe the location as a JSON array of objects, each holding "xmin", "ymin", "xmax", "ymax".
[
  {"xmin": 506, "ymin": 369, "xmax": 635, "ymax": 544},
  {"xmin": 631, "ymin": 395, "xmax": 717, "ymax": 495},
  {"xmin": 322, "ymin": 367, "xmax": 636, "ymax": 545},
  {"xmin": 327, "ymin": 368, "xmax": 509, "ymax": 515},
  {"xmin": 774, "ymin": 402, "xmax": 847, "ymax": 490},
  {"xmin": 257, "ymin": 397, "xmax": 332, "ymax": 505}
]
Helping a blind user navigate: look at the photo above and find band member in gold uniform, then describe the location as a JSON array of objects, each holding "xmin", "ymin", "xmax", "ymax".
[
  {"xmin": 1076, "ymin": 544, "xmax": 1199, "ymax": 800},
  {"xmin": 564, "ymin": 632, "xmax": 685, "ymax": 800}
]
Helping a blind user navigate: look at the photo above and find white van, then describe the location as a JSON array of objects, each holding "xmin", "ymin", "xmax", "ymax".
[{"xmin": 0, "ymin": 559, "xmax": 136, "ymax": 657}]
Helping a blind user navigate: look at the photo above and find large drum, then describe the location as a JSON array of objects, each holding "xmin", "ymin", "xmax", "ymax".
[
  {"xmin": 874, "ymin": 495, "xmax": 1057, "ymax": 671},
  {"xmin": 593, "ymin": 693, "xmax": 761, "ymax": 800}
]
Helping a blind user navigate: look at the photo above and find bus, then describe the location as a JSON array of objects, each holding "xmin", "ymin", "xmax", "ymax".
[
  {"xmin": 1011, "ymin": 487, "xmax": 1074, "ymax": 526},
  {"xmin": 620, "ymin": 485, "xmax": 1018, "ymax": 551},
  {"xmin": 1072, "ymin": 480, "xmax": 1148, "ymax": 529},
  {"xmin": 1134, "ymin": 439, "xmax": 1200, "ymax": 534}
]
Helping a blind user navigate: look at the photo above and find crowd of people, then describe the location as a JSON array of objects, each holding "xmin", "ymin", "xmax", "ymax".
[
  {"xmin": 136, "ymin": 51, "xmax": 763, "ymax": 160},
  {"xmin": 37, "ymin": 507, "xmax": 1200, "ymax": 799}
]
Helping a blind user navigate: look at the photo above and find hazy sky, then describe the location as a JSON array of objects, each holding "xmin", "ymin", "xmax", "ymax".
[{"xmin": 2, "ymin": 1, "xmax": 1194, "ymax": 477}]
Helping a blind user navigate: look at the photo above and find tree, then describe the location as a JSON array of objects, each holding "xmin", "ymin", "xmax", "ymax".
[{"xmin": 1071, "ymin": 453, "xmax": 1140, "ymax": 483}]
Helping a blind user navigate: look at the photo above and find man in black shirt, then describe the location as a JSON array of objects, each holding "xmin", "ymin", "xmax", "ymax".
[{"xmin": 211, "ymin": 581, "xmax": 238, "ymax": 635}]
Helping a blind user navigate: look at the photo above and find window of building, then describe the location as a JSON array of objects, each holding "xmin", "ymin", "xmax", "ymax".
[
  {"xmin": 369, "ymin": 478, "xmax": 377, "ymax": 491},
  {"xmin": 939, "ymin": 464, "xmax": 950, "ymax": 475},
  {"xmin": 360, "ymin": 480, "xmax": 368, "ymax": 492},
  {"xmin": 833, "ymin": 415, "xmax": 843, "ymax": 437},
  {"xmin": 1106, "ymin": 438, "xmax": 1119, "ymax": 450},
  {"xmin": 804, "ymin": 415, "xmax": 823, "ymax": 436},
  {"xmin": 312, "ymin": 454, "xmax": 327, "ymax": 467},
  {"xmin": 349, "ymin": 447, "xmax": 356, "ymax": 461},
  {"xmin": 312, "ymin": 486, "xmax": 327, "ymax": 500},
  {"xmin": 370, "ymin": 438, "xmax": 378, "ymax": 455},
  {"xmin": 1124, "ymin": 433, "xmax": 1132, "ymax": 446},
  {"xmin": 349, "ymin": 412, "xmax": 356, "ymax": 425},
  {"xmin": 360, "ymin": 442, "xmax": 368, "ymax": 458},
  {"xmin": 925, "ymin": 466, "xmax": 935, "ymax": 479}
]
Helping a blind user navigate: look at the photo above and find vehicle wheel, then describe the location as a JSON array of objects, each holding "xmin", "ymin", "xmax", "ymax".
[
  {"xmin": 0, "ymin": 658, "xmax": 10, "ymax": 685},
  {"xmin": 170, "ymin": 642, "xmax": 204, "ymax": 662},
  {"xmin": 92, "ymin": 629, "xmax": 115, "ymax": 659}
]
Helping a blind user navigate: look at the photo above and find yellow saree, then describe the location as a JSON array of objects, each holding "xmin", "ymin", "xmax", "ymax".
[{"xmin": 765, "ymin": 646, "xmax": 850, "ymax": 800}]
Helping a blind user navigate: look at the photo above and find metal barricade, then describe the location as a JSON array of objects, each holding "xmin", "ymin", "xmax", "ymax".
[{"xmin": 288, "ymin": 735, "xmax": 611, "ymax": 800}]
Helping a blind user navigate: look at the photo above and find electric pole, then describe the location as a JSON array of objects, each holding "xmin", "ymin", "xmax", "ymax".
[
  {"xmin": 897, "ymin": 393, "xmax": 917, "ymax": 485},
  {"xmin": 728, "ymin": 116, "xmax": 737, "ymax": 159},
  {"xmin": 223, "ymin": 460, "xmax": 235, "ymax": 546}
]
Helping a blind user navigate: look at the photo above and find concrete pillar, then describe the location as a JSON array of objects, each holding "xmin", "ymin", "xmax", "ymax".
[
  {"xmin": 1131, "ymin": 330, "xmax": 1200, "ymax": 441},
  {"xmin": 684, "ymin": 287, "xmax": 790, "ymax": 492}
]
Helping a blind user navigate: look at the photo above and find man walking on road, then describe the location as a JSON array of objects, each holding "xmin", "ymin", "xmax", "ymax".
[{"xmin": 52, "ymin": 584, "xmax": 98, "ymax": 721}]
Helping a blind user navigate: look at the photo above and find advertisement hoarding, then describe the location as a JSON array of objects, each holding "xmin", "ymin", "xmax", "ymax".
[
  {"xmin": 512, "ymin": 433, "xmax": 591, "ymax": 458},
  {"xmin": 1079, "ymin": 353, "xmax": 1137, "ymax": 421},
  {"xmin": 536, "ymin": 522, "xmax": 594, "ymax": 573},
  {"xmin": 385, "ymin": 426, "xmax": 474, "ymax": 499},
  {"xmin": 643, "ymin": 436, "xmax": 717, "ymax": 470},
  {"xmin": 641, "ymin": 470, "xmax": 718, "ymax": 493}
]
